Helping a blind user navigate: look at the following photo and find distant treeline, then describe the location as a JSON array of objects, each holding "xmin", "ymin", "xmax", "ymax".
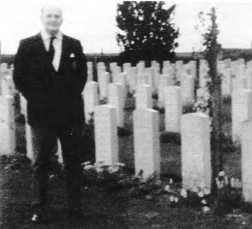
[
  {"xmin": 0, "ymin": 52, "xmax": 193, "ymax": 66},
  {"xmin": 1, "ymin": 49, "xmax": 252, "ymax": 66}
]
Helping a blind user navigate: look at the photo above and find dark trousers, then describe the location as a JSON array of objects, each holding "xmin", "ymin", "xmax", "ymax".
[{"xmin": 30, "ymin": 123, "xmax": 83, "ymax": 210}]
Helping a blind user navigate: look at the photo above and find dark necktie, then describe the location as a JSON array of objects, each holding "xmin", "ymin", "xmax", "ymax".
[{"xmin": 48, "ymin": 36, "xmax": 56, "ymax": 63}]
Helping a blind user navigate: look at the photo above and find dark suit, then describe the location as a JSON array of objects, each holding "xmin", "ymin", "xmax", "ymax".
[{"xmin": 13, "ymin": 33, "xmax": 87, "ymax": 211}]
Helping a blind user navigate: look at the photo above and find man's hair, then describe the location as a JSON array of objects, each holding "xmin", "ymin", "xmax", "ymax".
[{"xmin": 41, "ymin": 5, "xmax": 62, "ymax": 16}]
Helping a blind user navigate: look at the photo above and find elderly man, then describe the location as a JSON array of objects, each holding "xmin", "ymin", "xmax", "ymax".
[{"xmin": 13, "ymin": 5, "xmax": 87, "ymax": 222}]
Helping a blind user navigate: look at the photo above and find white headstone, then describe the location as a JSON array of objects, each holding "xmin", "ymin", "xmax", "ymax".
[
  {"xmin": 221, "ymin": 69, "xmax": 232, "ymax": 97},
  {"xmin": 117, "ymin": 72, "xmax": 128, "ymax": 105},
  {"xmin": 111, "ymin": 66, "xmax": 121, "ymax": 83},
  {"xmin": 1, "ymin": 75, "xmax": 16, "ymax": 96},
  {"xmin": 136, "ymin": 61, "xmax": 145, "ymax": 75},
  {"xmin": 128, "ymin": 67, "xmax": 137, "ymax": 94},
  {"xmin": 158, "ymin": 74, "xmax": 168, "ymax": 108},
  {"xmin": 245, "ymin": 70, "xmax": 252, "ymax": 90},
  {"xmin": 83, "ymin": 81, "xmax": 98, "ymax": 124},
  {"xmin": 20, "ymin": 94, "xmax": 27, "ymax": 116},
  {"xmin": 87, "ymin": 62, "xmax": 93, "ymax": 82},
  {"xmin": 232, "ymin": 89, "xmax": 252, "ymax": 142},
  {"xmin": 0, "ymin": 95, "xmax": 16, "ymax": 155},
  {"xmin": 181, "ymin": 73, "xmax": 195, "ymax": 105},
  {"xmin": 133, "ymin": 108, "xmax": 160, "ymax": 179},
  {"xmin": 109, "ymin": 83, "xmax": 124, "ymax": 128},
  {"xmin": 165, "ymin": 86, "xmax": 182, "ymax": 133},
  {"xmin": 136, "ymin": 84, "xmax": 152, "ymax": 109},
  {"xmin": 137, "ymin": 73, "xmax": 147, "ymax": 87},
  {"xmin": 144, "ymin": 68, "xmax": 154, "ymax": 87},
  {"xmin": 181, "ymin": 113, "xmax": 211, "ymax": 190},
  {"xmin": 242, "ymin": 118, "xmax": 252, "ymax": 202},
  {"xmin": 123, "ymin": 62, "xmax": 131, "ymax": 84},
  {"xmin": 98, "ymin": 72, "xmax": 109, "ymax": 100},
  {"xmin": 94, "ymin": 105, "xmax": 119, "ymax": 165}
]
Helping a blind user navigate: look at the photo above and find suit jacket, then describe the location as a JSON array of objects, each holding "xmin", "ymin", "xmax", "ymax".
[{"xmin": 13, "ymin": 33, "xmax": 87, "ymax": 127}]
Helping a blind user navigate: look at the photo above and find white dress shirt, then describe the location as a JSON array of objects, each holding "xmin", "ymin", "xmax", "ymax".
[{"xmin": 41, "ymin": 30, "xmax": 63, "ymax": 71}]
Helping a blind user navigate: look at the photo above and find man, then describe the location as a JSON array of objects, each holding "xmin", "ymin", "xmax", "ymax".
[{"xmin": 13, "ymin": 5, "xmax": 87, "ymax": 222}]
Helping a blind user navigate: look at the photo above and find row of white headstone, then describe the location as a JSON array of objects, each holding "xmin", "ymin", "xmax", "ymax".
[
  {"xmin": 93, "ymin": 103, "xmax": 212, "ymax": 190},
  {"xmin": 1, "ymin": 59, "xmax": 252, "ymax": 202},
  {"xmin": 93, "ymin": 60, "xmax": 196, "ymax": 108}
]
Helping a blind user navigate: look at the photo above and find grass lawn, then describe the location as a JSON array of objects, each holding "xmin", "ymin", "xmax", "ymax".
[{"xmin": 0, "ymin": 95, "xmax": 251, "ymax": 228}]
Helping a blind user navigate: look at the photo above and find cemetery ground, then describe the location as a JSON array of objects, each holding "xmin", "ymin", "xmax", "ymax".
[{"xmin": 1, "ymin": 97, "xmax": 252, "ymax": 228}]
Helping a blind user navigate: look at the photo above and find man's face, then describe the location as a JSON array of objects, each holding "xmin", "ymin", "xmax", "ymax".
[{"xmin": 41, "ymin": 6, "xmax": 63, "ymax": 35}]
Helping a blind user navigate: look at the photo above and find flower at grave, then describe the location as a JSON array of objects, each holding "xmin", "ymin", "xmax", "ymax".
[
  {"xmin": 180, "ymin": 188, "xmax": 187, "ymax": 198},
  {"xmin": 84, "ymin": 164, "xmax": 94, "ymax": 170},
  {"xmin": 197, "ymin": 191, "xmax": 204, "ymax": 198},
  {"xmin": 100, "ymin": 162, "xmax": 111, "ymax": 168},
  {"xmin": 218, "ymin": 171, "xmax": 225, "ymax": 177},
  {"xmin": 82, "ymin": 161, "xmax": 91, "ymax": 166},
  {"xmin": 192, "ymin": 186, "xmax": 199, "ymax": 193},
  {"xmin": 32, "ymin": 214, "xmax": 39, "ymax": 222},
  {"xmin": 115, "ymin": 162, "xmax": 125, "ymax": 167},
  {"xmin": 169, "ymin": 195, "xmax": 175, "ymax": 202},
  {"xmin": 203, "ymin": 188, "xmax": 210, "ymax": 195},
  {"xmin": 96, "ymin": 167, "xmax": 103, "ymax": 173},
  {"xmin": 202, "ymin": 206, "xmax": 210, "ymax": 213},
  {"xmin": 165, "ymin": 185, "xmax": 171, "ymax": 192},
  {"xmin": 201, "ymin": 199, "xmax": 207, "ymax": 205},
  {"xmin": 108, "ymin": 166, "xmax": 120, "ymax": 173}
]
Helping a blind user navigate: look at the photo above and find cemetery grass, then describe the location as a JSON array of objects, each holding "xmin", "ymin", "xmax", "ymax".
[{"xmin": 1, "ymin": 97, "xmax": 252, "ymax": 228}]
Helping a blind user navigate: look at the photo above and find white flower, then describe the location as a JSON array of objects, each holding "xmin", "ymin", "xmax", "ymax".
[
  {"xmin": 192, "ymin": 187, "xmax": 199, "ymax": 193},
  {"xmin": 169, "ymin": 178, "xmax": 173, "ymax": 184},
  {"xmin": 203, "ymin": 188, "xmax": 210, "ymax": 195},
  {"xmin": 82, "ymin": 161, "xmax": 91, "ymax": 166},
  {"xmin": 84, "ymin": 165, "xmax": 94, "ymax": 170},
  {"xmin": 202, "ymin": 206, "xmax": 210, "ymax": 213},
  {"xmin": 31, "ymin": 214, "xmax": 38, "ymax": 221},
  {"xmin": 109, "ymin": 167, "xmax": 119, "ymax": 173},
  {"xmin": 180, "ymin": 188, "xmax": 187, "ymax": 198},
  {"xmin": 70, "ymin": 53, "xmax": 75, "ymax": 58},
  {"xmin": 174, "ymin": 197, "xmax": 179, "ymax": 203},
  {"xmin": 201, "ymin": 199, "xmax": 207, "ymax": 205},
  {"xmin": 115, "ymin": 162, "xmax": 125, "ymax": 167},
  {"xmin": 198, "ymin": 191, "xmax": 204, "ymax": 197},
  {"xmin": 165, "ymin": 185, "xmax": 170, "ymax": 192},
  {"xmin": 96, "ymin": 167, "xmax": 103, "ymax": 173},
  {"xmin": 169, "ymin": 195, "xmax": 175, "ymax": 202},
  {"xmin": 218, "ymin": 171, "xmax": 225, "ymax": 177}
]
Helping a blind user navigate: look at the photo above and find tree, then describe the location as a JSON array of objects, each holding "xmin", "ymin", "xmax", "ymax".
[
  {"xmin": 199, "ymin": 8, "xmax": 223, "ymax": 193},
  {"xmin": 116, "ymin": 1, "xmax": 179, "ymax": 65}
]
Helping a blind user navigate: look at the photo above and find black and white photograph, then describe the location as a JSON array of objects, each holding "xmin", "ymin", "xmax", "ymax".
[{"xmin": 1, "ymin": 0, "xmax": 252, "ymax": 228}]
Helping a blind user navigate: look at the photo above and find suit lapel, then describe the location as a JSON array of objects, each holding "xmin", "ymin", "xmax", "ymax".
[{"xmin": 34, "ymin": 33, "xmax": 48, "ymax": 55}]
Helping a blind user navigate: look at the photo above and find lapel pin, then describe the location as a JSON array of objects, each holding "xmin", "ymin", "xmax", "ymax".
[{"xmin": 70, "ymin": 53, "xmax": 75, "ymax": 58}]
